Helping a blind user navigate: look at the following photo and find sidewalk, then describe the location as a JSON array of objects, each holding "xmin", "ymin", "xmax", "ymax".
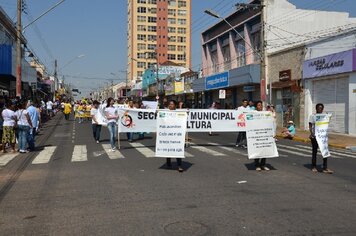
[{"xmin": 276, "ymin": 127, "xmax": 356, "ymax": 150}]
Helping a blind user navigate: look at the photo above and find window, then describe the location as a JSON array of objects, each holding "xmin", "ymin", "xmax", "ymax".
[
  {"xmin": 178, "ymin": 0, "xmax": 186, "ymax": 7},
  {"xmin": 168, "ymin": 0, "xmax": 176, "ymax": 6},
  {"xmin": 137, "ymin": 7, "xmax": 146, "ymax": 13},
  {"xmin": 148, "ymin": 8, "xmax": 157, "ymax": 14},
  {"xmin": 148, "ymin": 35, "xmax": 157, "ymax": 41},
  {"xmin": 137, "ymin": 62, "xmax": 146, "ymax": 68},
  {"xmin": 137, "ymin": 16, "xmax": 146, "ymax": 22},
  {"xmin": 168, "ymin": 27, "xmax": 176, "ymax": 33},
  {"xmin": 137, "ymin": 25, "xmax": 146, "ymax": 31},
  {"xmin": 177, "ymin": 19, "xmax": 186, "ymax": 25},
  {"xmin": 168, "ymin": 36, "xmax": 176, "ymax": 42},
  {"xmin": 137, "ymin": 71, "xmax": 143, "ymax": 77},
  {"xmin": 168, "ymin": 54, "xmax": 176, "ymax": 60},
  {"xmin": 178, "ymin": 10, "xmax": 186, "ymax": 16},
  {"xmin": 148, "ymin": 44, "xmax": 156, "ymax": 50},
  {"xmin": 147, "ymin": 26, "xmax": 157, "ymax": 32},
  {"xmin": 137, "ymin": 34, "xmax": 146, "ymax": 41},
  {"xmin": 168, "ymin": 9, "xmax": 176, "ymax": 16},
  {"xmin": 137, "ymin": 43, "xmax": 146, "ymax": 50},
  {"xmin": 177, "ymin": 45, "xmax": 186, "ymax": 51},
  {"xmin": 168, "ymin": 45, "xmax": 176, "ymax": 51},
  {"xmin": 177, "ymin": 36, "xmax": 186, "ymax": 43},
  {"xmin": 177, "ymin": 54, "xmax": 186, "ymax": 61},
  {"xmin": 168, "ymin": 18, "xmax": 176, "ymax": 24},
  {"xmin": 177, "ymin": 27, "xmax": 186, "ymax": 34},
  {"xmin": 148, "ymin": 16, "xmax": 156, "ymax": 23},
  {"xmin": 137, "ymin": 53, "xmax": 146, "ymax": 59},
  {"xmin": 148, "ymin": 62, "xmax": 156, "ymax": 68},
  {"xmin": 137, "ymin": 0, "xmax": 146, "ymax": 3},
  {"xmin": 148, "ymin": 0, "xmax": 157, "ymax": 4}
]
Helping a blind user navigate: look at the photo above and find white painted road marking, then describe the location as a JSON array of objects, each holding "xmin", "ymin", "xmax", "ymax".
[
  {"xmin": 71, "ymin": 145, "xmax": 88, "ymax": 162},
  {"xmin": 32, "ymin": 146, "xmax": 57, "ymax": 164},
  {"xmin": 0, "ymin": 153, "xmax": 18, "ymax": 166},
  {"xmin": 102, "ymin": 144, "xmax": 125, "ymax": 159}
]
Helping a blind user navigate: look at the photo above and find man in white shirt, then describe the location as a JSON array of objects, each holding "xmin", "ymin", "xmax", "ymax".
[
  {"xmin": 236, "ymin": 99, "xmax": 250, "ymax": 148},
  {"xmin": 91, "ymin": 100, "xmax": 102, "ymax": 143},
  {"xmin": 46, "ymin": 100, "xmax": 53, "ymax": 118}
]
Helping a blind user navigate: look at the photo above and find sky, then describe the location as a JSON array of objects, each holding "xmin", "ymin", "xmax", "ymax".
[{"xmin": 0, "ymin": 0, "xmax": 355, "ymax": 97}]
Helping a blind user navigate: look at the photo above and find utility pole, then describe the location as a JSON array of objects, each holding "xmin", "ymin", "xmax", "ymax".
[
  {"xmin": 260, "ymin": 0, "xmax": 268, "ymax": 105},
  {"xmin": 16, "ymin": 0, "xmax": 22, "ymax": 97},
  {"xmin": 54, "ymin": 59, "xmax": 58, "ymax": 101}
]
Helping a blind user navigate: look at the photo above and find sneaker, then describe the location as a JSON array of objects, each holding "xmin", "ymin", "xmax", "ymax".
[
  {"xmin": 242, "ymin": 145, "xmax": 247, "ymax": 149},
  {"xmin": 322, "ymin": 169, "xmax": 334, "ymax": 174},
  {"xmin": 110, "ymin": 148, "xmax": 116, "ymax": 152},
  {"xmin": 311, "ymin": 167, "xmax": 318, "ymax": 173},
  {"xmin": 256, "ymin": 167, "xmax": 262, "ymax": 171},
  {"xmin": 262, "ymin": 166, "xmax": 270, "ymax": 171},
  {"xmin": 235, "ymin": 144, "xmax": 240, "ymax": 147},
  {"xmin": 128, "ymin": 139, "xmax": 133, "ymax": 142},
  {"xmin": 96, "ymin": 140, "xmax": 99, "ymax": 144}
]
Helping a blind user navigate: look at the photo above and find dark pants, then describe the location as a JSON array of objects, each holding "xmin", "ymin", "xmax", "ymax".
[
  {"xmin": 311, "ymin": 137, "xmax": 327, "ymax": 169},
  {"xmin": 166, "ymin": 158, "xmax": 182, "ymax": 167},
  {"xmin": 127, "ymin": 132, "xmax": 133, "ymax": 141},
  {"xmin": 92, "ymin": 124, "xmax": 102, "ymax": 141},
  {"xmin": 64, "ymin": 113, "xmax": 70, "ymax": 120},
  {"xmin": 236, "ymin": 132, "xmax": 247, "ymax": 145},
  {"xmin": 27, "ymin": 128, "xmax": 36, "ymax": 151},
  {"xmin": 255, "ymin": 158, "xmax": 266, "ymax": 167}
]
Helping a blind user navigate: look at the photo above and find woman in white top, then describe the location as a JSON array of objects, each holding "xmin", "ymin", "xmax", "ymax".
[
  {"xmin": 16, "ymin": 100, "xmax": 33, "ymax": 153},
  {"xmin": 105, "ymin": 97, "xmax": 118, "ymax": 151},
  {"xmin": 2, "ymin": 100, "xmax": 17, "ymax": 153}
]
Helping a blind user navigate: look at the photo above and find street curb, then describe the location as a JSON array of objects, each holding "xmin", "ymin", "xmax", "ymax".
[{"xmin": 276, "ymin": 134, "xmax": 347, "ymax": 149}]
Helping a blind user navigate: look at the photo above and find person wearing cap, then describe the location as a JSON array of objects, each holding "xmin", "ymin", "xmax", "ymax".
[{"xmin": 281, "ymin": 121, "xmax": 296, "ymax": 139}]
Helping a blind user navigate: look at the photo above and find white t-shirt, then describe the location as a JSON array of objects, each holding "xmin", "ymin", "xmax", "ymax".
[
  {"xmin": 105, "ymin": 107, "xmax": 117, "ymax": 123},
  {"xmin": 91, "ymin": 108, "xmax": 99, "ymax": 124},
  {"xmin": 46, "ymin": 101, "xmax": 53, "ymax": 110},
  {"xmin": 2, "ymin": 109, "xmax": 16, "ymax": 127},
  {"xmin": 16, "ymin": 109, "xmax": 31, "ymax": 126},
  {"xmin": 309, "ymin": 113, "xmax": 331, "ymax": 135},
  {"xmin": 238, "ymin": 106, "xmax": 251, "ymax": 112}
]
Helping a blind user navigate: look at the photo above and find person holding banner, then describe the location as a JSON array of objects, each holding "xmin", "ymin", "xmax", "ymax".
[
  {"xmin": 309, "ymin": 103, "xmax": 333, "ymax": 174},
  {"xmin": 165, "ymin": 100, "xmax": 184, "ymax": 172},
  {"xmin": 91, "ymin": 100, "xmax": 102, "ymax": 144},
  {"xmin": 236, "ymin": 99, "xmax": 250, "ymax": 148},
  {"xmin": 105, "ymin": 97, "xmax": 119, "ymax": 151},
  {"xmin": 253, "ymin": 101, "xmax": 270, "ymax": 171}
]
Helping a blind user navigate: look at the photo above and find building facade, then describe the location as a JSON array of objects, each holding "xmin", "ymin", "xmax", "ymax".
[{"xmin": 127, "ymin": 0, "xmax": 191, "ymax": 83}]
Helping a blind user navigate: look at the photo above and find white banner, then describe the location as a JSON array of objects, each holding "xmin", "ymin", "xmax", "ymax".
[
  {"xmin": 315, "ymin": 114, "xmax": 331, "ymax": 158},
  {"xmin": 142, "ymin": 101, "xmax": 158, "ymax": 109},
  {"xmin": 155, "ymin": 111, "xmax": 187, "ymax": 158},
  {"xmin": 245, "ymin": 112, "xmax": 279, "ymax": 159},
  {"xmin": 117, "ymin": 109, "xmax": 247, "ymax": 133}
]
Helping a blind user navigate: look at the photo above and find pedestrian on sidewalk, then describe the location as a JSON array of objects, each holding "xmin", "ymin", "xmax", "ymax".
[
  {"xmin": 105, "ymin": 97, "xmax": 118, "ymax": 151},
  {"xmin": 309, "ymin": 103, "xmax": 333, "ymax": 174},
  {"xmin": 91, "ymin": 100, "xmax": 102, "ymax": 144},
  {"xmin": 165, "ymin": 100, "xmax": 184, "ymax": 172},
  {"xmin": 63, "ymin": 100, "xmax": 72, "ymax": 120},
  {"xmin": 236, "ymin": 99, "xmax": 250, "ymax": 148},
  {"xmin": 2, "ymin": 100, "xmax": 17, "ymax": 153},
  {"xmin": 281, "ymin": 121, "xmax": 296, "ymax": 139},
  {"xmin": 16, "ymin": 100, "xmax": 33, "ymax": 153},
  {"xmin": 254, "ymin": 101, "xmax": 270, "ymax": 171},
  {"xmin": 26, "ymin": 100, "xmax": 39, "ymax": 151}
]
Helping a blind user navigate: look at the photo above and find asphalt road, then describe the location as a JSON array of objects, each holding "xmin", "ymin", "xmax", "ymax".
[{"xmin": 0, "ymin": 114, "xmax": 355, "ymax": 236}]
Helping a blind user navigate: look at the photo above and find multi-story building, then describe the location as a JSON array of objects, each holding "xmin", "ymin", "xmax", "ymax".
[{"xmin": 127, "ymin": 0, "xmax": 191, "ymax": 83}]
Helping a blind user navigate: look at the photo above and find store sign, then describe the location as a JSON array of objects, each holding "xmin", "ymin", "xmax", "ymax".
[
  {"xmin": 303, "ymin": 49, "xmax": 356, "ymax": 79},
  {"xmin": 279, "ymin": 69, "xmax": 291, "ymax": 81},
  {"xmin": 243, "ymin": 85, "xmax": 255, "ymax": 92},
  {"xmin": 205, "ymin": 72, "xmax": 229, "ymax": 90},
  {"xmin": 174, "ymin": 81, "xmax": 184, "ymax": 94}
]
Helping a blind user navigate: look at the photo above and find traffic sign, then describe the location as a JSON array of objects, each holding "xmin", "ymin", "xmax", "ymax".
[{"xmin": 219, "ymin": 90, "xmax": 226, "ymax": 99}]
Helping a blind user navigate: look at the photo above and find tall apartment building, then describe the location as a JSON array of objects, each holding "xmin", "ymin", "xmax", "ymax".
[{"xmin": 127, "ymin": 0, "xmax": 191, "ymax": 82}]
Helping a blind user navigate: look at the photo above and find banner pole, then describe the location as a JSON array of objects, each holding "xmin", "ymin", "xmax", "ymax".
[{"xmin": 117, "ymin": 121, "xmax": 121, "ymax": 150}]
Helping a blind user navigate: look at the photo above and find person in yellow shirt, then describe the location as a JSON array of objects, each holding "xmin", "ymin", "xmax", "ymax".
[{"xmin": 63, "ymin": 100, "xmax": 72, "ymax": 120}]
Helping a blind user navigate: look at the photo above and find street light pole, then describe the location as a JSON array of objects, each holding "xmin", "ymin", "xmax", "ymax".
[{"xmin": 16, "ymin": 0, "xmax": 22, "ymax": 97}]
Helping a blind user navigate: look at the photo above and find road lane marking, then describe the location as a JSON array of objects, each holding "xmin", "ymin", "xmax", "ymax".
[
  {"xmin": 278, "ymin": 144, "xmax": 350, "ymax": 159},
  {"xmin": 102, "ymin": 144, "xmax": 125, "ymax": 159},
  {"xmin": 207, "ymin": 142, "xmax": 248, "ymax": 157},
  {"xmin": 295, "ymin": 144, "xmax": 356, "ymax": 158},
  {"xmin": 189, "ymin": 145, "xmax": 226, "ymax": 156},
  {"xmin": 0, "ymin": 153, "xmax": 18, "ymax": 166},
  {"xmin": 128, "ymin": 142, "xmax": 156, "ymax": 158},
  {"xmin": 71, "ymin": 145, "xmax": 87, "ymax": 162},
  {"xmin": 32, "ymin": 146, "xmax": 57, "ymax": 164}
]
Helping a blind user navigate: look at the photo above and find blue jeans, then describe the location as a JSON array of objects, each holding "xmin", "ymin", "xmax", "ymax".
[
  {"xmin": 18, "ymin": 125, "xmax": 30, "ymax": 151},
  {"xmin": 127, "ymin": 132, "xmax": 133, "ymax": 141},
  {"xmin": 27, "ymin": 128, "xmax": 36, "ymax": 150},
  {"xmin": 107, "ymin": 122, "xmax": 117, "ymax": 149}
]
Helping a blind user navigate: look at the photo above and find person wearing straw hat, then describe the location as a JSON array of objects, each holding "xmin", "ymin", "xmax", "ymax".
[{"xmin": 281, "ymin": 120, "xmax": 296, "ymax": 139}]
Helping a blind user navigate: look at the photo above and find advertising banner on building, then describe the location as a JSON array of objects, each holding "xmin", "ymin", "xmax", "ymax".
[
  {"xmin": 174, "ymin": 81, "xmax": 184, "ymax": 94},
  {"xmin": 314, "ymin": 114, "xmax": 332, "ymax": 158},
  {"xmin": 245, "ymin": 112, "xmax": 279, "ymax": 159},
  {"xmin": 155, "ymin": 111, "xmax": 187, "ymax": 158},
  {"xmin": 303, "ymin": 49, "xmax": 356, "ymax": 79},
  {"xmin": 205, "ymin": 71, "xmax": 229, "ymax": 90},
  {"xmin": 117, "ymin": 109, "xmax": 249, "ymax": 133}
]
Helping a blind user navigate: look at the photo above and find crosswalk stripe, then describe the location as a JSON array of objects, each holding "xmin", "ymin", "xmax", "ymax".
[
  {"xmin": 278, "ymin": 144, "xmax": 353, "ymax": 159},
  {"xmin": 32, "ymin": 146, "xmax": 56, "ymax": 164},
  {"xmin": 71, "ymin": 145, "xmax": 87, "ymax": 162},
  {"xmin": 102, "ymin": 144, "xmax": 125, "ymax": 159},
  {"xmin": 207, "ymin": 142, "xmax": 247, "ymax": 157},
  {"xmin": 277, "ymin": 148, "xmax": 309, "ymax": 158},
  {"xmin": 189, "ymin": 145, "xmax": 226, "ymax": 156},
  {"xmin": 0, "ymin": 153, "xmax": 18, "ymax": 166},
  {"xmin": 295, "ymin": 144, "xmax": 356, "ymax": 158},
  {"xmin": 128, "ymin": 142, "xmax": 156, "ymax": 158}
]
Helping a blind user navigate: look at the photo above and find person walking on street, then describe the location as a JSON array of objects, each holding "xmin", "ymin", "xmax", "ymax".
[
  {"xmin": 126, "ymin": 100, "xmax": 134, "ymax": 142},
  {"xmin": 105, "ymin": 97, "xmax": 119, "ymax": 151},
  {"xmin": 309, "ymin": 103, "xmax": 333, "ymax": 174},
  {"xmin": 165, "ymin": 100, "xmax": 184, "ymax": 172},
  {"xmin": 46, "ymin": 100, "xmax": 53, "ymax": 118},
  {"xmin": 91, "ymin": 100, "xmax": 102, "ymax": 144},
  {"xmin": 26, "ymin": 100, "xmax": 39, "ymax": 151},
  {"xmin": 2, "ymin": 100, "xmax": 17, "ymax": 153},
  {"xmin": 63, "ymin": 100, "xmax": 72, "ymax": 120},
  {"xmin": 254, "ymin": 101, "xmax": 269, "ymax": 171},
  {"xmin": 16, "ymin": 100, "xmax": 33, "ymax": 153},
  {"xmin": 236, "ymin": 99, "xmax": 250, "ymax": 148}
]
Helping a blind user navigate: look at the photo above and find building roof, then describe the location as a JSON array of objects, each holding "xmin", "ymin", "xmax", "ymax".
[{"xmin": 0, "ymin": 7, "xmax": 27, "ymax": 44}]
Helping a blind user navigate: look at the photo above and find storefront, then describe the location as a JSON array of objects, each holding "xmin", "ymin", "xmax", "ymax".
[{"xmin": 303, "ymin": 48, "xmax": 356, "ymax": 135}]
